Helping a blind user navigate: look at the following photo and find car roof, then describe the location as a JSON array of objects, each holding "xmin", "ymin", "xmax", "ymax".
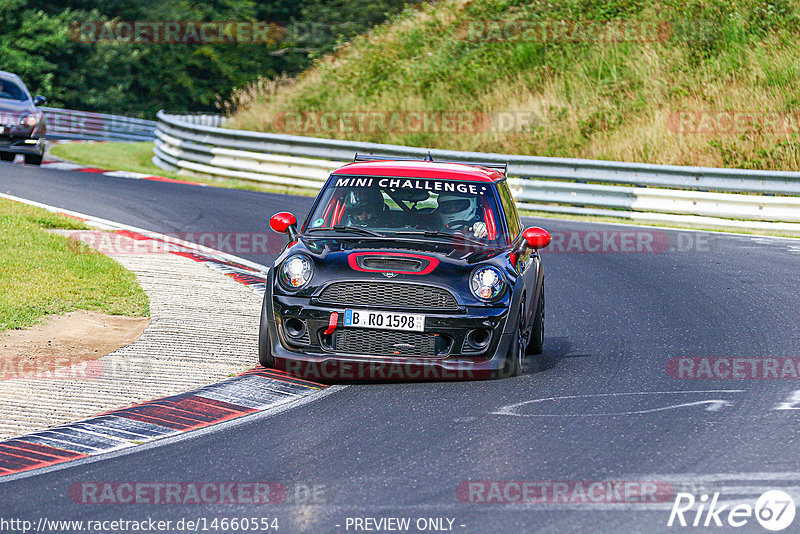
[
  {"xmin": 332, "ymin": 160, "xmax": 506, "ymax": 183},
  {"xmin": 0, "ymin": 71, "xmax": 23, "ymax": 81}
]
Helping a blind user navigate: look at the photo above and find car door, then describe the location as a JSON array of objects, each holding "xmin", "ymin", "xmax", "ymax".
[{"xmin": 497, "ymin": 182, "xmax": 539, "ymax": 323}]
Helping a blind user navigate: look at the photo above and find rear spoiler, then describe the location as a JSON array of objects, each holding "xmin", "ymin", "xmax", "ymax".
[{"xmin": 353, "ymin": 153, "xmax": 508, "ymax": 174}]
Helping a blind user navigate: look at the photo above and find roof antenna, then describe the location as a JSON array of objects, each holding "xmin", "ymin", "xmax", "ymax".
[{"xmin": 424, "ymin": 152, "xmax": 433, "ymax": 162}]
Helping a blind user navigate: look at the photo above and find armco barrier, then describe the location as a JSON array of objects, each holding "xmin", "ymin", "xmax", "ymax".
[
  {"xmin": 42, "ymin": 107, "xmax": 156, "ymax": 142},
  {"xmin": 152, "ymin": 111, "xmax": 800, "ymax": 234}
]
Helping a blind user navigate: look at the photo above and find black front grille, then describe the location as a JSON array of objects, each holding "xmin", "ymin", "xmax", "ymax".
[
  {"xmin": 318, "ymin": 282, "xmax": 458, "ymax": 310},
  {"xmin": 330, "ymin": 329, "xmax": 447, "ymax": 357}
]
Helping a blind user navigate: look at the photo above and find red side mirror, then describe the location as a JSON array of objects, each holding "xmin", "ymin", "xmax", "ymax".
[
  {"xmin": 523, "ymin": 227, "xmax": 551, "ymax": 249},
  {"xmin": 270, "ymin": 212, "xmax": 297, "ymax": 234}
]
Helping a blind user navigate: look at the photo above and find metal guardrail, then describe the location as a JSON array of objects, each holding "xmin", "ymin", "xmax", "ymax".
[
  {"xmin": 42, "ymin": 107, "xmax": 156, "ymax": 142},
  {"xmin": 153, "ymin": 111, "xmax": 800, "ymax": 235}
]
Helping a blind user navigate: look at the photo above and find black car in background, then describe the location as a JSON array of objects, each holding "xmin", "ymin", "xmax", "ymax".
[
  {"xmin": 260, "ymin": 156, "xmax": 552, "ymax": 380},
  {"xmin": 0, "ymin": 71, "xmax": 47, "ymax": 165}
]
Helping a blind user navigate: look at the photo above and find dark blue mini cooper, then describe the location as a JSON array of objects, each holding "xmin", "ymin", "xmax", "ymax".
[{"xmin": 259, "ymin": 156, "xmax": 551, "ymax": 380}]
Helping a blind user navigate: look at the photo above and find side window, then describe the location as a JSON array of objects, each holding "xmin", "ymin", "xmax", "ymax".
[{"xmin": 497, "ymin": 183, "xmax": 522, "ymax": 240}]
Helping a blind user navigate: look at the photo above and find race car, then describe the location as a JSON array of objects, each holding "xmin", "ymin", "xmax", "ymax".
[
  {"xmin": 259, "ymin": 155, "xmax": 551, "ymax": 380},
  {"xmin": 0, "ymin": 71, "xmax": 47, "ymax": 165}
]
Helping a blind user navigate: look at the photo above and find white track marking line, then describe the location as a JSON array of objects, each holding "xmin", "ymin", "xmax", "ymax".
[
  {"xmin": 492, "ymin": 390, "xmax": 746, "ymax": 417},
  {"xmin": 39, "ymin": 162, "xmax": 84, "ymax": 171},
  {"xmin": 102, "ymin": 170, "xmax": 154, "ymax": 179}
]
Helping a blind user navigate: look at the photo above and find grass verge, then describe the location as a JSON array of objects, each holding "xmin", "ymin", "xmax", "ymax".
[
  {"xmin": 0, "ymin": 198, "xmax": 150, "ymax": 331},
  {"xmin": 49, "ymin": 141, "xmax": 182, "ymax": 180},
  {"xmin": 227, "ymin": 0, "xmax": 800, "ymax": 172}
]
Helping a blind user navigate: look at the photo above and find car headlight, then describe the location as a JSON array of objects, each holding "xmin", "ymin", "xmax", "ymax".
[
  {"xmin": 470, "ymin": 266, "xmax": 505, "ymax": 301},
  {"xmin": 19, "ymin": 115, "xmax": 38, "ymax": 128},
  {"xmin": 280, "ymin": 255, "xmax": 314, "ymax": 289}
]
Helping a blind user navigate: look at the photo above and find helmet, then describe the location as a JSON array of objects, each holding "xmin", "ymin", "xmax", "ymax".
[
  {"xmin": 437, "ymin": 192, "xmax": 478, "ymax": 226},
  {"xmin": 345, "ymin": 188, "xmax": 383, "ymax": 211},
  {"xmin": 344, "ymin": 188, "xmax": 384, "ymax": 226}
]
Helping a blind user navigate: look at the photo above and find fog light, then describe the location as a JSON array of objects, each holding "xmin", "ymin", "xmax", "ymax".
[
  {"xmin": 284, "ymin": 318, "xmax": 307, "ymax": 339},
  {"xmin": 465, "ymin": 328, "xmax": 491, "ymax": 351}
]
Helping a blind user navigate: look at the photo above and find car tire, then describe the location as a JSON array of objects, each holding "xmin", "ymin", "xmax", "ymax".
[
  {"xmin": 0, "ymin": 153, "xmax": 14, "ymax": 162},
  {"xmin": 24, "ymin": 154, "xmax": 42, "ymax": 165},
  {"xmin": 495, "ymin": 299, "xmax": 526, "ymax": 379},
  {"xmin": 526, "ymin": 282, "xmax": 545, "ymax": 356},
  {"xmin": 258, "ymin": 296, "xmax": 274, "ymax": 368}
]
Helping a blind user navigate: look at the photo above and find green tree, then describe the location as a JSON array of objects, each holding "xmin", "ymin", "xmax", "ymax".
[{"xmin": 0, "ymin": 0, "xmax": 421, "ymax": 116}]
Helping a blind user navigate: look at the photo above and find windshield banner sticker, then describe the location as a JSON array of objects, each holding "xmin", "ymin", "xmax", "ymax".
[{"xmin": 334, "ymin": 177, "xmax": 484, "ymax": 195}]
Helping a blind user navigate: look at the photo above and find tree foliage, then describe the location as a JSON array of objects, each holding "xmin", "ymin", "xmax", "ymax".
[{"xmin": 0, "ymin": 0, "xmax": 416, "ymax": 116}]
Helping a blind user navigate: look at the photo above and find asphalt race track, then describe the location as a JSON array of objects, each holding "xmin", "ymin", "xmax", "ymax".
[{"xmin": 1, "ymin": 161, "xmax": 800, "ymax": 533}]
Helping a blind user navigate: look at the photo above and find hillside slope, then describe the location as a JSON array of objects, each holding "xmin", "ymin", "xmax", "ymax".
[{"xmin": 228, "ymin": 0, "xmax": 800, "ymax": 170}]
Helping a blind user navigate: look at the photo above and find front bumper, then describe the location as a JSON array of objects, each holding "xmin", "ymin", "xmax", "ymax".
[
  {"xmin": 267, "ymin": 293, "xmax": 517, "ymax": 381},
  {"xmin": 0, "ymin": 132, "xmax": 44, "ymax": 156}
]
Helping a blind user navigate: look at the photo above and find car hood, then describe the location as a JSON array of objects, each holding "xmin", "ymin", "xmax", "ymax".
[
  {"xmin": 0, "ymin": 98, "xmax": 36, "ymax": 114},
  {"xmin": 0, "ymin": 99, "xmax": 36, "ymax": 122},
  {"xmin": 302, "ymin": 236, "xmax": 503, "ymax": 263},
  {"xmin": 279, "ymin": 236, "xmax": 513, "ymax": 296}
]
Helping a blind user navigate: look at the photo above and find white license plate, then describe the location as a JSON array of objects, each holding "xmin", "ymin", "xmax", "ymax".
[
  {"xmin": 0, "ymin": 127, "xmax": 4, "ymax": 134},
  {"xmin": 343, "ymin": 309, "xmax": 425, "ymax": 332}
]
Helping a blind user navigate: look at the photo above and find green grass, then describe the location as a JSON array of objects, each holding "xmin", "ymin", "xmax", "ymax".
[
  {"xmin": 227, "ymin": 0, "xmax": 800, "ymax": 172},
  {"xmin": 0, "ymin": 198, "xmax": 150, "ymax": 332},
  {"xmin": 49, "ymin": 141, "xmax": 317, "ymax": 196},
  {"xmin": 50, "ymin": 141, "xmax": 181, "ymax": 180}
]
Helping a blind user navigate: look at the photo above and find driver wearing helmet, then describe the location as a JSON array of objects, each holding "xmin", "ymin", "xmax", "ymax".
[
  {"xmin": 342, "ymin": 188, "xmax": 388, "ymax": 228},
  {"xmin": 436, "ymin": 192, "xmax": 488, "ymax": 239}
]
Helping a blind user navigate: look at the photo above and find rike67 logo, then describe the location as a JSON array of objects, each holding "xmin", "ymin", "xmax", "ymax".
[{"xmin": 668, "ymin": 490, "xmax": 796, "ymax": 531}]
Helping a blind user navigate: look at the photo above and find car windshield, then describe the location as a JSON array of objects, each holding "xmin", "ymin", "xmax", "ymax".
[
  {"xmin": 305, "ymin": 175, "xmax": 507, "ymax": 244},
  {"xmin": 0, "ymin": 79, "xmax": 28, "ymax": 101}
]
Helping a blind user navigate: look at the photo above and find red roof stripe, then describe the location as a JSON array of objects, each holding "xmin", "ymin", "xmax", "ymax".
[{"xmin": 332, "ymin": 161, "xmax": 505, "ymax": 183}]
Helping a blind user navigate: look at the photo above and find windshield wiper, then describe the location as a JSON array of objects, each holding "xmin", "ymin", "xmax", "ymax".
[
  {"xmin": 306, "ymin": 226, "xmax": 385, "ymax": 237},
  {"xmin": 391, "ymin": 230, "xmax": 486, "ymax": 247}
]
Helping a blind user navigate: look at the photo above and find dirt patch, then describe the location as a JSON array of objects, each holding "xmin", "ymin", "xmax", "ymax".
[{"xmin": 0, "ymin": 311, "xmax": 150, "ymax": 380}]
